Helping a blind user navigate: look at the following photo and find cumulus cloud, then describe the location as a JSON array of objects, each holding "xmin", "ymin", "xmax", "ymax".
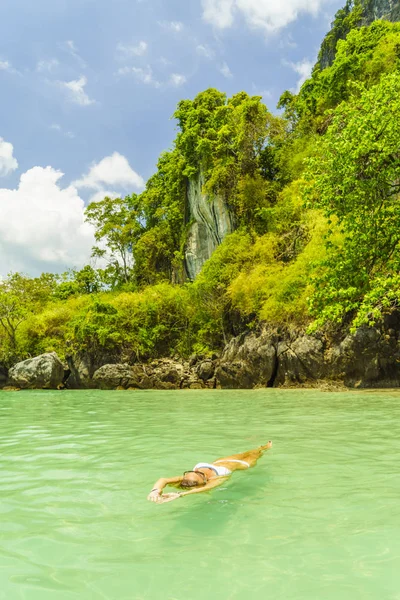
[
  {"xmin": 117, "ymin": 40, "xmax": 148, "ymax": 57},
  {"xmin": 0, "ymin": 60, "xmax": 12, "ymax": 71},
  {"xmin": 202, "ymin": 0, "xmax": 329, "ymax": 33},
  {"xmin": 0, "ymin": 59, "xmax": 19, "ymax": 75},
  {"xmin": 88, "ymin": 190, "xmax": 120, "ymax": 204},
  {"xmin": 196, "ymin": 44, "xmax": 215, "ymax": 59},
  {"xmin": 74, "ymin": 152, "xmax": 145, "ymax": 191},
  {"xmin": 219, "ymin": 62, "xmax": 233, "ymax": 78},
  {"xmin": 117, "ymin": 65, "xmax": 161, "ymax": 87},
  {"xmin": 202, "ymin": 0, "xmax": 235, "ymax": 28},
  {"xmin": 117, "ymin": 66, "xmax": 187, "ymax": 88},
  {"xmin": 56, "ymin": 76, "xmax": 95, "ymax": 106},
  {"xmin": 159, "ymin": 21, "xmax": 184, "ymax": 32},
  {"xmin": 0, "ymin": 166, "xmax": 94, "ymax": 275},
  {"xmin": 0, "ymin": 138, "xmax": 18, "ymax": 177},
  {"xmin": 170, "ymin": 73, "xmax": 187, "ymax": 86},
  {"xmin": 285, "ymin": 58, "xmax": 314, "ymax": 92}
]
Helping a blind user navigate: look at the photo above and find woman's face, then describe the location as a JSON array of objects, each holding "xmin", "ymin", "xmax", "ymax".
[{"xmin": 181, "ymin": 471, "xmax": 206, "ymax": 488}]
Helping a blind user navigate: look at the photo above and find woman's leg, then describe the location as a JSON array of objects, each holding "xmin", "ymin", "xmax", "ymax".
[{"xmin": 214, "ymin": 441, "xmax": 272, "ymax": 470}]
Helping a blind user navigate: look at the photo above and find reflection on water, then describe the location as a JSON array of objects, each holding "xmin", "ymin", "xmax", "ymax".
[{"xmin": 0, "ymin": 389, "xmax": 399, "ymax": 599}]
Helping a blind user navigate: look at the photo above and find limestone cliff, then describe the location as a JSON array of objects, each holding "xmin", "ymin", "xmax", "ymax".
[
  {"xmin": 184, "ymin": 169, "xmax": 235, "ymax": 280},
  {"xmin": 318, "ymin": 0, "xmax": 400, "ymax": 70},
  {"xmin": 362, "ymin": 0, "xmax": 400, "ymax": 24}
]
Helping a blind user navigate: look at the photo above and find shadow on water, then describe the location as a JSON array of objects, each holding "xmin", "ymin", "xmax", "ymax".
[{"xmin": 162, "ymin": 468, "xmax": 271, "ymax": 543}]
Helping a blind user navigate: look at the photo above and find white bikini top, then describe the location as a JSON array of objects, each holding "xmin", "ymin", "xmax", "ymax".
[{"xmin": 193, "ymin": 462, "xmax": 232, "ymax": 477}]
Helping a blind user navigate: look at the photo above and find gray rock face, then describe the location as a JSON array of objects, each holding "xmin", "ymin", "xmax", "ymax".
[
  {"xmin": 93, "ymin": 364, "xmax": 148, "ymax": 390},
  {"xmin": 275, "ymin": 336, "xmax": 326, "ymax": 386},
  {"xmin": 185, "ymin": 169, "xmax": 235, "ymax": 280},
  {"xmin": 215, "ymin": 319, "xmax": 400, "ymax": 389},
  {"xmin": 8, "ymin": 352, "xmax": 64, "ymax": 390},
  {"xmin": 92, "ymin": 358, "xmax": 216, "ymax": 390},
  {"xmin": 362, "ymin": 0, "xmax": 400, "ymax": 24},
  {"xmin": 65, "ymin": 316, "xmax": 400, "ymax": 390},
  {"xmin": 196, "ymin": 359, "xmax": 215, "ymax": 382},
  {"xmin": 0, "ymin": 364, "xmax": 8, "ymax": 388},
  {"xmin": 318, "ymin": 0, "xmax": 400, "ymax": 70},
  {"xmin": 216, "ymin": 331, "xmax": 278, "ymax": 389},
  {"xmin": 328, "ymin": 325, "xmax": 400, "ymax": 387}
]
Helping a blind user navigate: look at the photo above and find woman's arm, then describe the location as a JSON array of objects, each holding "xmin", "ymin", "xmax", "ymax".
[
  {"xmin": 158, "ymin": 477, "xmax": 228, "ymax": 504},
  {"xmin": 147, "ymin": 476, "xmax": 183, "ymax": 502}
]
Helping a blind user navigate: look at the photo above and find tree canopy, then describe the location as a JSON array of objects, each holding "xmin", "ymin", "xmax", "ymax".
[{"xmin": 2, "ymin": 9, "xmax": 400, "ymax": 366}]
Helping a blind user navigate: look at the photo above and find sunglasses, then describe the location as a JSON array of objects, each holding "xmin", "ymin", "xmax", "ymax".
[{"xmin": 182, "ymin": 470, "xmax": 207, "ymax": 484}]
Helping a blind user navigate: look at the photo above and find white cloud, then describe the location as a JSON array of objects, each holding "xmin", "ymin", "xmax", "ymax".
[
  {"xmin": 219, "ymin": 62, "xmax": 233, "ymax": 78},
  {"xmin": 159, "ymin": 21, "xmax": 184, "ymax": 32},
  {"xmin": 285, "ymin": 58, "xmax": 314, "ymax": 92},
  {"xmin": 74, "ymin": 152, "xmax": 145, "ymax": 191},
  {"xmin": 202, "ymin": 0, "xmax": 329, "ymax": 33},
  {"xmin": 0, "ymin": 59, "xmax": 19, "ymax": 75},
  {"xmin": 196, "ymin": 44, "xmax": 215, "ymax": 59},
  {"xmin": 261, "ymin": 89, "xmax": 272, "ymax": 100},
  {"xmin": 61, "ymin": 40, "xmax": 87, "ymax": 67},
  {"xmin": 170, "ymin": 73, "xmax": 187, "ymax": 86},
  {"xmin": 159, "ymin": 56, "xmax": 172, "ymax": 66},
  {"xmin": 0, "ymin": 60, "xmax": 12, "ymax": 71},
  {"xmin": 56, "ymin": 76, "xmax": 95, "ymax": 106},
  {"xmin": 202, "ymin": 0, "xmax": 235, "ymax": 28},
  {"xmin": 50, "ymin": 124, "xmax": 75, "ymax": 139},
  {"xmin": 0, "ymin": 167, "xmax": 94, "ymax": 275},
  {"xmin": 117, "ymin": 65, "xmax": 161, "ymax": 87},
  {"xmin": 88, "ymin": 190, "xmax": 120, "ymax": 204},
  {"xmin": 37, "ymin": 59, "xmax": 59, "ymax": 72},
  {"xmin": 117, "ymin": 40, "xmax": 148, "ymax": 57},
  {"xmin": 0, "ymin": 138, "xmax": 18, "ymax": 177}
]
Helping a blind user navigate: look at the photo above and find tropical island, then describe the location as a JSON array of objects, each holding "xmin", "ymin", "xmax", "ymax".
[{"xmin": 2, "ymin": 0, "xmax": 400, "ymax": 391}]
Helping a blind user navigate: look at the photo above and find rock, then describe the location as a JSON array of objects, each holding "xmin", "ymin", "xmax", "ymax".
[
  {"xmin": 329, "ymin": 325, "xmax": 400, "ymax": 388},
  {"xmin": 2, "ymin": 386, "xmax": 21, "ymax": 392},
  {"xmin": 184, "ymin": 168, "xmax": 235, "ymax": 280},
  {"xmin": 0, "ymin": 364, "xmax": 8, "ymax": 388},
  {"xmin": 93, "ymin": 364, "xmax": 145, "ymax": 390},
  {"xmin": 275, "ymin": 336, "xmax": 326, "ymax": 386},
  {"xmin": 361, "ymin": 0, "xmax": 400, "ymax": 26},
  {"xmin": 91, "ymin": 359, "xmax": 206, "ymax": 390},
  {"xmin": 196, "ymin": 360, "xmax": 215, "ymax": 382},
  {"xmin": 318, "ymin": 0, "xmax": 400, "ymax": 70},
  {"xmin": 8, "ymin": 352, "xmax": 65, "ymax": 390},
  {"xmin": 216, "ymin": 330, "xmax": 277, "ymax": 389},
  {"xmin": 65, "ymin": 354, "xmax": 104, "ymax": 389}
]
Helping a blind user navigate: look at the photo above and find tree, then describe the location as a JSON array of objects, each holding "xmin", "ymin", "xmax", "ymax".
[
  {"xmin": 85, "ymin": 194, "xmax": 144, "ymax": 286},
  {"xmin": 304, "ymin": 72, "xmax": 400, "ymax": 326},
  {"xmin": 0, "ymin": 273, "xmax": 56, "ymax": 353}
]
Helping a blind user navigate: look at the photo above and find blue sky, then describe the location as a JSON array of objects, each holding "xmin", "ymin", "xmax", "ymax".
[{"xmin": 0, "ymin": 0, "xmax": 344, "ymax": 276}]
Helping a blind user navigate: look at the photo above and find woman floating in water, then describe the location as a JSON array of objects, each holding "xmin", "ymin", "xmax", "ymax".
[{"xmin": 148, "ymin": 441, "xmax": 272, "ymax": 504}]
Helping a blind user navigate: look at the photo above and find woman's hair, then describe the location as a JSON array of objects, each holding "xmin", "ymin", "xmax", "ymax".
[{"xmin": 180, "ymin": 470, "xmax": 207, "ymax": 488}]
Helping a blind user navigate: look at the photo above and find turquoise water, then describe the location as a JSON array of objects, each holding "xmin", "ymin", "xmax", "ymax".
[{"xmin": 0, "ymin": 389, "xmax": 399, "ymax": 600}]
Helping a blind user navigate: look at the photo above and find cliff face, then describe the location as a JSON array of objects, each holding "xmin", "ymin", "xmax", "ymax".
[
  {"xmin": 184, "ymin": 169, "xmax": 235, "ymax": 280},
  {"xmin": 318, "ymin": 0, "xmax": 400, "ymax": 70},
  {"xmin": 362, "ymin": 0, "xmax": 400, "ymax": 23}
]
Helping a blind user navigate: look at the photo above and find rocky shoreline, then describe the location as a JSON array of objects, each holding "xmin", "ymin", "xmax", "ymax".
[{"xmin": 2, "ymin": 314, "xmax": 400, "ymax": 391}]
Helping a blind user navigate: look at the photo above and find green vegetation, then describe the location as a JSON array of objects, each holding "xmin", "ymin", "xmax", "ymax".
[{"xmin": 2, "ymin": 4, "xmax": 400, "ymax": 367}]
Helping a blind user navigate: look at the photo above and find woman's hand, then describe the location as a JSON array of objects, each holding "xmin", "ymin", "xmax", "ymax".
[
  {"xmin": 158, "ymin": 493, "xmax": 181, "ymax": 503},
  {"xmin": 147, "ymin": 489, "xmax": 162, "ymax": 502}
]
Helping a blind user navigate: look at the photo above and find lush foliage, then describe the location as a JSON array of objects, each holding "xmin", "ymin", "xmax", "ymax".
[
  {"xmin": 305, "ymin": 71, "xmax": 400, "ymax": 329},
  {"xmin": 2, "ymin": 7, "xmax": 400, "ymax": 368}
]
